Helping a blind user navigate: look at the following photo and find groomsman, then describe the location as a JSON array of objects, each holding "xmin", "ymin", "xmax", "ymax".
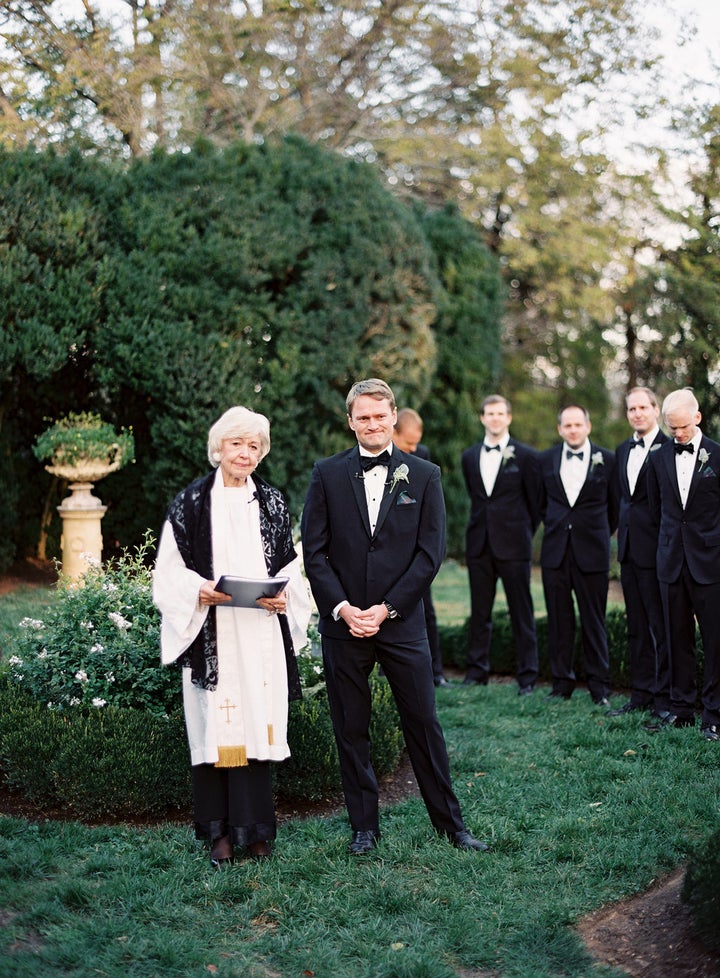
[
  {"xmin": 539, "ymin": 405, "xmax": 617, "ymax": 704},
  {"xmin": 393, "ymin": 408, "xmax": 448, "ymax": 687},
  {"xmin": 461, "ymin": 395, "xmax": 540, "ymax": 693},
  {"xmin": 609, "ymin": 388, "xmax": 670, "ymax": 717},
  {"xmin": 646, "ymin": 389, "xmax": 720, "ymax": 741}
]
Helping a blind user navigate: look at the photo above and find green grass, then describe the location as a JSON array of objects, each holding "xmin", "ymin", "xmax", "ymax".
[
  {"xmin": 3, "ymin": 569, "xmax": 714, "ymax": 978},
  {"xmin": 1, "ymin": 685, "xmax": 718, "ymax": 977}
]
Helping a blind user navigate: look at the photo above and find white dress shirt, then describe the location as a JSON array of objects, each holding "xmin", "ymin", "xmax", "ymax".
[
  {"xmin": 479, "ymin": 434, "xmax": 509, "ymax": 496},
  {"xmin": 560, "ymin": 439, "xmax": 591, "ymax": 507},
  {"xmin": 626, "ymin": 425, "xmax": 659, "ymax": 496},
  {"xmin": 675, "ymin": 429, "xmax": 703, "ymax": 509}
]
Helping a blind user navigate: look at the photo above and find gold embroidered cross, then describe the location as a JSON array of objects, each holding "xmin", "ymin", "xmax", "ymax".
[{"xmin": 219, "ymin": 698, "xmax": 237, "ymax": 724}]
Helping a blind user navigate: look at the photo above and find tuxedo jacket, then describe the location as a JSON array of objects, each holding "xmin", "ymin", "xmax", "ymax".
[
  {"xmin": 647, "ymin": 435, "xmax": 720, "ymax": 585},
  {"xmin": 614, "ymin": 430, "xmax": 669, "ymax": 567},
  {"xmin": 539, "ymin": 443, "xmax": 617, "ymax": 572},
  {"xmin": 301, "ymin": 446, "xmax": 446, "ymax": 640},
  {"xmin": 461, "ymin": 438, "xmax": 540, "ymax": 561}
]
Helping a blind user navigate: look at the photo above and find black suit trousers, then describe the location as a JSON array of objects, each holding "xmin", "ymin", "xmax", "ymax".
[
  {"xmin": 660, "ymin": 561, "xmax": 720, "ymax": 725},
  {"xmin": 321, "ymin": 634, "xmax": 465, "ymax": 835},
  {"xmin": 542, "ymin": 549, "xmax": 610, "ymax": 699},
  {"xmin": 620, "ymin": 558, "xmax": 670, "ymax": 710},
  {"xmin": 467, "ymin": 545, "xmax": 538, "ymax": 687}
]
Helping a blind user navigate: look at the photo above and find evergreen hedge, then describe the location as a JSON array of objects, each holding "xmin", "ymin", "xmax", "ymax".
[{"xmin": 682, "ymin": 828, "xmax": 720, "ymax": 953}]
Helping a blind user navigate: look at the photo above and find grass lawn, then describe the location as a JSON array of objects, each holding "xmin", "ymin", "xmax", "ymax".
[{"xmin": 2, "ymin": 568, "xmax": 717, "ymax": 978}]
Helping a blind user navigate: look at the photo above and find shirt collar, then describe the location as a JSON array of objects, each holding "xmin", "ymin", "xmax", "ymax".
[
  {"xmin": 563, "ymin": 439, "xmax": 590, "ymax": 457},
  {"xmin": 359, "ymin": 444, "xmax": 394, "ymax": 458}
]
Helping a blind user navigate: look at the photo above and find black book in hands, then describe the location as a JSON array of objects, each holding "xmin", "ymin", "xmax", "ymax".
[{"xmin": 215, "ymin": 575, "xmax": 289, "ymax": 608}]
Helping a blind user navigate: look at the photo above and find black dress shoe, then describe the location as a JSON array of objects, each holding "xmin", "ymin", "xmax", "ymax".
[
  {"xmin": 592, "ymin": 696, "xmax": 610, "ymax": 707},
  {"xmin": 462, "ymin": 677, "xmax": 488, "ymax": 686},
  {"xmin": 434, "ymin": 676, "xmax": 450, "ymax": 687},
  {"xmin": 348, "ymin": 830, "xmax": 380, "ymax": 854},
  {"xmin": 701, "ymin": 724, "xmax": 719, "ymax": 741},
  {"xmin": 607, "ymin": 701, "xmax": 647, "ymax": 717},
  {"xmin": 518, "ymin": 684, "xmax": 535, "ymax": 696},
  {"xmin": 448, "ymin": 830, "xmax": 489, "ymax": 852},
  {"xmin": 545, "ymin": 690, "xmax": 571, "ymax": 700},
  {"xmin": 643, "ymin": 711, "xmax": 676, "ymax": 732}
]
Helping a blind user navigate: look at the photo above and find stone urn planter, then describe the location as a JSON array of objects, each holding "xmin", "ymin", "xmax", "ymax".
[{"xmin": 33, "ymin": 412, "xmax": 135, "ymax": 579}]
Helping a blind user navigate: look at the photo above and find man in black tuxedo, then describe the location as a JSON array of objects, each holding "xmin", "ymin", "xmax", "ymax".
[
  {"xmin": 393, "ymin": 408, "xmax": 447, "ymax": 687},
  {"xmin": 646, "ymin": 388, "xmax": 720, "ymax": 741},
  {"xmin": 301, "ymin": 379, "xmax": 489, "ymax": 853},
  {"xmin": 461, "ymin": 395, "xmax": 540, "ymax": 693},
  {"xmin": 609, "ymin": 387, "xmax": 670, "ymax": 718},
  {"xmin": 539, "ymin": 405, "xmax": 617, "ymax": 704}
]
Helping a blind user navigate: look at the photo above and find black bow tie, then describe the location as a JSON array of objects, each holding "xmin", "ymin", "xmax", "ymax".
[
  {"xmin": 566, "ymin": 450, "xmax": 583, "ymax": 461},
  {"xmin": 483, "ymin": 444, "xmax": 501, "ymax": 452},
  {"xmin": 630, "ymin": 437, "xmax": 645, "ymax": 449},
  {"xmin": 360, "ymin": 450, "xmax": 391, "ymax": 471},
  {"xmin": 674, "ymin": 442, "xmax": 694, "ymax": 455}
]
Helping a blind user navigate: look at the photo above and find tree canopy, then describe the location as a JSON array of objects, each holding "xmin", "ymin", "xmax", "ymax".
[{"xmin": 0, "ymin": 137, "xmax": 501, "ymax": 567}]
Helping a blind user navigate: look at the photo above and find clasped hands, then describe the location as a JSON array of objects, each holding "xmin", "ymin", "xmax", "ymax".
[
  {"xmin": 340, "ymin": 603, "xmax": 390, "ymax": 638},
  {"xmin": 198, "ymin": 580, "xmax": 288, "ymax": 616}
]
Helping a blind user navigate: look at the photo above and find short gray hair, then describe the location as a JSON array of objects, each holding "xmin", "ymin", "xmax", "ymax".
[
  {"xmin": 662, "ymin": 388, "xmax": 698, "ymax": 419},
  {"xmin": 207, "ymin": 406, "xmax": 270, "ymax": 466}
]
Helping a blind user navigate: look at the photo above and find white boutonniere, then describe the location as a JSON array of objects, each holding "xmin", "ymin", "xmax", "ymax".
[
  {"xmin": 389, "ymin": 463, "xmax": 410, "ymax": 494},
  {"xmin": 590, "ymin": 451, "xmax": 604, "ymax": 472},
  {"xmin": 650, "ymin": 443, "xmax": 661, "ymax": 452},
  {"xmin": 501, "ymin": 445, "xmax": 516, "ymax": 463},
  {"xmin": 698, "ymin": 448, "xmax": 710, "ymax": 472}
]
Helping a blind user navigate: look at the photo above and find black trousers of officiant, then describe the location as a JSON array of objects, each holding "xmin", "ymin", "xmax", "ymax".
[{"xmin": 191, "ymin": 761, "xmax": 276, "ymax": 846}]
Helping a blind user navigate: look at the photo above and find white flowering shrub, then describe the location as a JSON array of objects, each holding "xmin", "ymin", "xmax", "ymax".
[{"xmin": 8, "ymin": 536, "xmax": 180, "ymax": 718}]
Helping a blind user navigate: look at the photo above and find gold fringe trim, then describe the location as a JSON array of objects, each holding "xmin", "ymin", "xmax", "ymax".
[
  {"xmin": 267, "ymin": 724, "xmax": 274, "ymax": 746},
  {"xmin": 215, "ymin": 745, "xmax": 248, "ymax": 768}
]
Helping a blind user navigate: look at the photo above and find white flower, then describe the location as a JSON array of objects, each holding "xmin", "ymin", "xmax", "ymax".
[
  {"xmin": 90, "ymin": 643, "xmax": 105, "ymax": 654},
  {"xmin": 81, "ymin": 553, "xmax": 102, "ymax": 568},
  {"xmin": 69, "ymin": 697, "xmax": 81, "ymax": 707},
  {"xmin": 37, "ymin": 650, "xmax": 48, "ymax": 660},
  {"xmin": 91, "ymin": 698, "xmax": 107, "ymax": 708},
  {"xmin": 8, "ymin": 655, "xmax": 23, "ymax": 667},
  {"xmin": 108, "ymin": 611, "xmax": 132, "ymax": 631},
  {"xmin": 80, "ymin": 621, "xmax": 95, "ymax": 631},
  {"xmin": 19, "ymin": 617, "xmax": 44, "ymax": 629},
  {"xmin": 75, "ymin": 669, "xmax": 88, "ymax": 683},
  {"xmin": 102, "ymin": 581, "xmax": 118, "ymax": 593},
  {"xmin": 501, "ymin": 445, "xmax": 516, "ymax": 462},
  {"xmin": 591, "ymin": 451, "xmax": 604, "ymax": 468},
  {"xmin": 389, "ymin": 463, "xmax": 410, "ymax": 494},
  {"xmin": 106, "ymin": 672, "xmax": 115, "ymax": 683},
  {"xmin": 698, "ymin": 448, "xmax": 710, "ymax": 471}
]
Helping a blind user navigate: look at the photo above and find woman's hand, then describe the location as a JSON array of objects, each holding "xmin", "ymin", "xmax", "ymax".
[
  {"xmin": 198, "ymin": 581, "xmax": 232, "ymax": 607},
  {"xmin": 256, "ymin": 588, "xmax": 287, "ymax": 616}
]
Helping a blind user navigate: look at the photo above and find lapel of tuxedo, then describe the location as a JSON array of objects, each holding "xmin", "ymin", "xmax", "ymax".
[
  {"xmin": 685, "ymin": 438, "xmax": 712, "ymax": 509},
  {"xmin": 618, "ymin": 441, "xmax": 632, "ymax": 497},
  {"xmin": 553, "ymin": 444, "xmax": 571, "ymax": 505},
  {"xmin": 662, "ymin": 442, "xmax": 684, "ymax": 509},
  {"xmin": 347, "ymin": 451, "xmax": 372, "ymax": 538},
  {"xmin": 472, "ymin": 445, "xmax": 489, "ymax": 498}
]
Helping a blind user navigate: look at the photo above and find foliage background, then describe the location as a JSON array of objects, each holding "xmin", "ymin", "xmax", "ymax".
[{"xmin": 1, "ymin": 138, "xmax": 502, "ymax": 568}]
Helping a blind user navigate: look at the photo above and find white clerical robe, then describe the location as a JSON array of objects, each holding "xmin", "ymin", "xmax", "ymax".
[{"xmin": 153, "ymin": 469, "xmax": 310, "ymax": 767}]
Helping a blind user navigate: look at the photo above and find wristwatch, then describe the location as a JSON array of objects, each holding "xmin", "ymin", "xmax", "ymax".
[{"xmin": 383, "ymin": 600, "xmax": 399, "ymax": 619}]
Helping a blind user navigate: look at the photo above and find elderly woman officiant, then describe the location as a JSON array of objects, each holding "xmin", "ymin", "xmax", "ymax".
[{"xmin": 153, "ymin": 406, "xmax": 310, "ymax": 866}]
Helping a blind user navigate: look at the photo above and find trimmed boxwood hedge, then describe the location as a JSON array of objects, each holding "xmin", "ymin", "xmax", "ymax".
[{"xmin": 0, "ymin": 672, "xmax": 402, "ymax": 818}]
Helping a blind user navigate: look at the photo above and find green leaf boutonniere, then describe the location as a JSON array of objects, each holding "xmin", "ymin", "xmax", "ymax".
[
  {"xmin": 698, "ymin": 448, "xmax": 710, "ymax": 472},
  {"xmin": 389, "ymin": 463, "xmax": 410, "ymax": 494}
]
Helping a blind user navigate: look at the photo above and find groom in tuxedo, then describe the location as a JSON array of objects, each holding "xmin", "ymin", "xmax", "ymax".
[
  {"xmin": 609, "ymin": 387, "xmax": 670, "ymax": 718},
  {"xmin": 301, "ymin": 378, "xmax": 488, "ymax": 853},
  {"xmin": 646, "ymin": 388, "xmax": 720, "ymax": 741},
  {"xmin": 461, "ymin": 395, "xmax": 540, "ymax": 693},
  {"xmin": 539, "ymin": 405, "xmax": 617, "ymax": 704}
]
